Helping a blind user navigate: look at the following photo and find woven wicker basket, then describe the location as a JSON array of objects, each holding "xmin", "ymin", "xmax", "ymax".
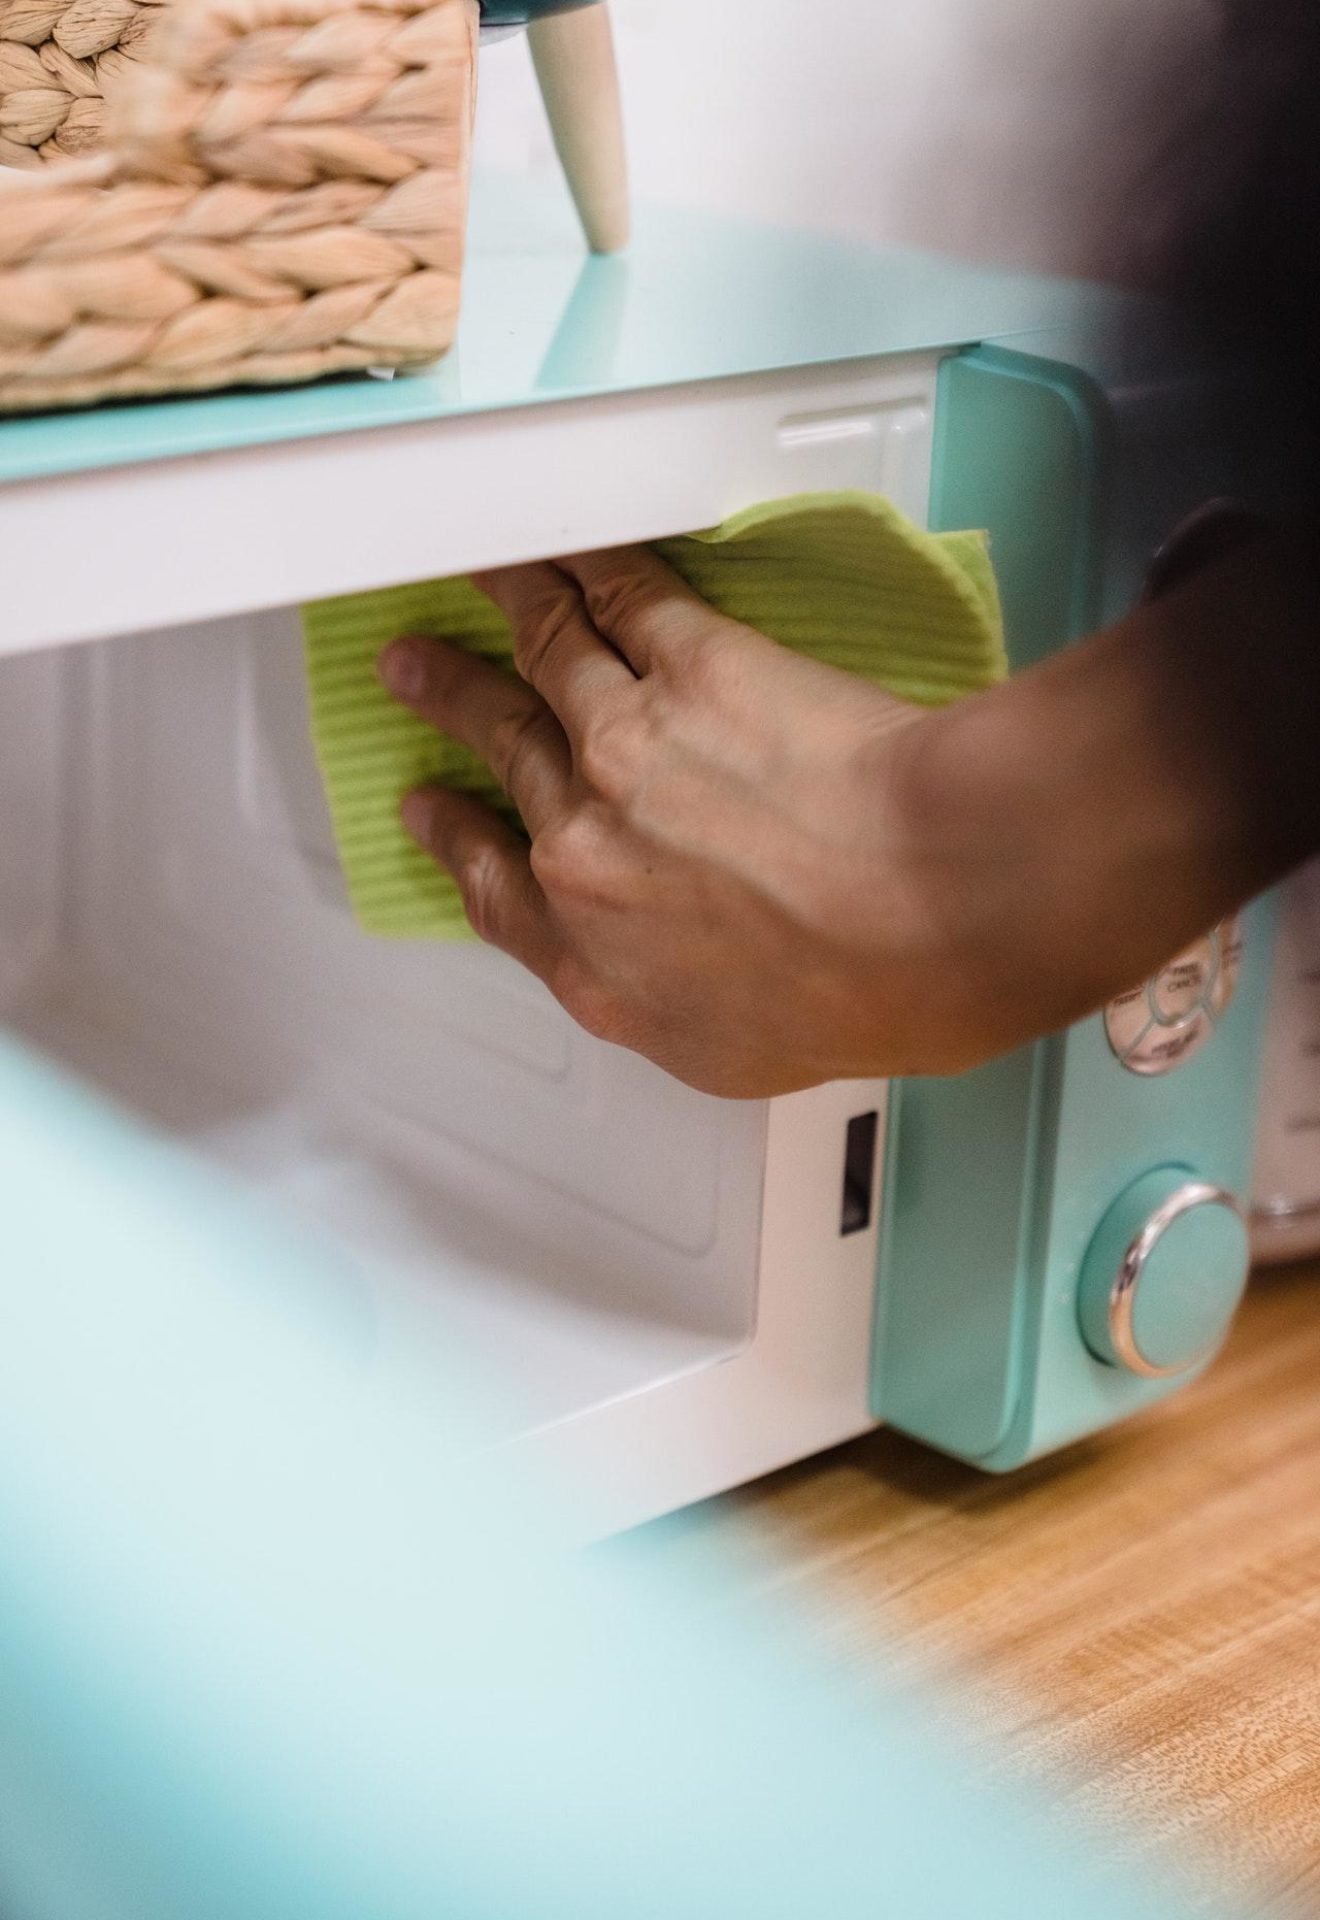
[
  {"xmin": 0, "ymin": 0, "xmax": 168, "ymax": 166},
  {"xmin": 0, "ymin": 0, "xmax": 477, "ymax": 411}
]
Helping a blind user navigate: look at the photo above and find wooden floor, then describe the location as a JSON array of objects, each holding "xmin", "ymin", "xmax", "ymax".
[{"xmin": 646, "ymin": 1259, "xmax": 1320, "ymax": 1914}]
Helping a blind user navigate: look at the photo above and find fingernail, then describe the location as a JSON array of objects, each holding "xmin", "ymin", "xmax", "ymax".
[
  {"xmin": 379, "ymin": 639, "xmax": 427, "ymax": 702},
  {"xmin": 400, "ymin": 790, "xmax": 437, "ymax": 845}
]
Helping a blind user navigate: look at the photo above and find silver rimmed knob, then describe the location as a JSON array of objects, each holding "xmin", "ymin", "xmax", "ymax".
[{"xmin": 1078, "ymin": 1169, "xmax": 1250, "ymax": 1378}]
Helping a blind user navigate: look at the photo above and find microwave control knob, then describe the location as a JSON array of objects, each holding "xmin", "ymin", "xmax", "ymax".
[{"xmin": 1078, "ymin": 1169, "xmax": 1250, "ymax": 1378}]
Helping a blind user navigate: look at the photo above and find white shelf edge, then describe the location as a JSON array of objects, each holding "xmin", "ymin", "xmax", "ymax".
[{"xmin": 2, "ymin": 353, "xmax": 944, "ymax": 654}]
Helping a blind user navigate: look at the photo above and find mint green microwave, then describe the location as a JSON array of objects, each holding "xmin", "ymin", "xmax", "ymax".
[{"xmin": 0, "ymin": 196, "xmax": 1279, "ymax": 1526}]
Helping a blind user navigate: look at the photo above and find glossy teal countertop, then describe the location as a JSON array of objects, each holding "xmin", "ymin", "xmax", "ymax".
[{"xmin": 0, "ymin": 176, "xmax": 1114, "ymax": 488}]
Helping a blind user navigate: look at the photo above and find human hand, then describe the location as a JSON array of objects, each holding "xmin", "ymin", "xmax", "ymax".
[
  {"xmin": 376, "ymin": 543, "xmax": 967, "ymax": 1097},
  {"xmin": 378, "ymin": 532, "xmax": 1313, "ymax": 1097}
]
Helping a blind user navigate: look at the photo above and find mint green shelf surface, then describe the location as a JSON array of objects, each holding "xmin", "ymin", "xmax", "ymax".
[{"xmin": 0, "ymin": 175, "xmax": 1116, "ymax": 488}]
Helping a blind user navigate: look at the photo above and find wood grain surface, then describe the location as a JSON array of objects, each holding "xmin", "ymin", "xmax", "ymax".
[{"xmin": 640, "ymin": 1260, "xmax": 1320, "ymax": 1914}]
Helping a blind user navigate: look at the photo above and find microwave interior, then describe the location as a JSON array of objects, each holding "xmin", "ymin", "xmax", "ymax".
[{"xmin": 0, "ymin": 611, "xmax": 796, "ymax": 1453}]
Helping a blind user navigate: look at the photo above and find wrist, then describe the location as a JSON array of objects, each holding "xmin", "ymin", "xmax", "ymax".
[{"xmin": 885, "ymin": 574, "xmax": 1287, "ymax": 1065}]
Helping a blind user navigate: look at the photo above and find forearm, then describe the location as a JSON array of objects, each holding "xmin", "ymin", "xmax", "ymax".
[
  {"xmin": 385, "ymin": 532, "xmax": 1318, "ymax": 1097},
  {"xmin": 898, "ymin": 528, "xmax": 1320, "ymax": 1060}
]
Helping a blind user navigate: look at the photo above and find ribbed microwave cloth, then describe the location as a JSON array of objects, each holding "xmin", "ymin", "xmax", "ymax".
[{"xmin": 301, "ymin": 491, "xmax": 1007, "ymax": 940}]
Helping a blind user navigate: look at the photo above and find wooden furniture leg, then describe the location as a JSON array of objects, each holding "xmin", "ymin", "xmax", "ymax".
[{"xmin": 528, "ymin": 0, "xmax": 628, "ymax": 254}]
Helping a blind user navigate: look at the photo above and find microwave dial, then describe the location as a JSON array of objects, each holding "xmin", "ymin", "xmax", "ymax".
[
  {"xmin": 1078, "ymin": 1169, "xmax": 1250, "ymax": 1378},
  {"xmin": 1105, "ymin": 917, "xmax": 1242, "ymax": 1075}
]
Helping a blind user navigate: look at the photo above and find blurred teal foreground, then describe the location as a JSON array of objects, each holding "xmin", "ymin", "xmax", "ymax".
[{"xmin": 0, "ymin": 1036, "xmax": 1222, "ymax": 1920}]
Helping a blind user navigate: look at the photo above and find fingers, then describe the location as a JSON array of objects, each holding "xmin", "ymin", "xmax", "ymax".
[
  {"xmin": 380, "ymin": 634, "xmax": 570, "ymax": 835},
  {"xmin": 553, "ymin": 544, "xmax": 737, "ymax": 674},
  {"xmin": 471, "ymin": 560, "xmax": 636, "ymax": 727},
  {"xmin": 400, "ymin": 787, "xmax": 563, "ymax": 979}
]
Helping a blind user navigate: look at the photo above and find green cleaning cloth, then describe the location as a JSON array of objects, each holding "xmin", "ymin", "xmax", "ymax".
[{"xmin": 301, "ymin": 491, "xmax": 1007, "ymax": 940}]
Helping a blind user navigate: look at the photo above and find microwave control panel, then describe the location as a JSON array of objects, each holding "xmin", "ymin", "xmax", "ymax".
[
  {"xmin": 1104, "ymin": 916, "xmax": 1243, "ymax": 1075},
  {"xmin": 872, "ymin": 340, "xmax": 1275, "ymax": 1469}
]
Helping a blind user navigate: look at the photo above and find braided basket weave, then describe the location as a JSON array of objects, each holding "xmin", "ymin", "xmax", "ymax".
[
  {"xmin": 0, "ymin": 0, "xmax": 476, "ymax": 411},
  {"xmin": 0, "ymin": 0, "xmax": 167, "ymax": 165}
]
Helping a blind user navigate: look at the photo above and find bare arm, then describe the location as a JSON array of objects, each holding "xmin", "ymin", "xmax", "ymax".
[{"xmin": 377, "ymin": 529, "xmax": 1320, "ymax": 1097}]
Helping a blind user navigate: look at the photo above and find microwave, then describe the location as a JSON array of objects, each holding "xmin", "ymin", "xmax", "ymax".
[
  {"xmin": 1254, "ymin": 859, "xmax": 1320, "ymax": 1263},
  {"xmin": 2, "ymin": 190, "xmax": 1313, "ymax": 1537}
]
